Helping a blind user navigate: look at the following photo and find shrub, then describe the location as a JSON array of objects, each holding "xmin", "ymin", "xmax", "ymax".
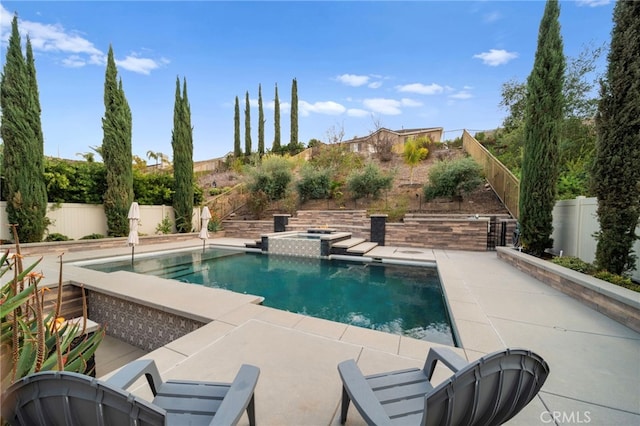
[
  {"xmin": 551, "ymin": 256, "xmax": 596, "ymax": 274},
  {"xmin": 247, "ymin": 190, "xmax": 270, "ymax": 219},
  {"xmin": 310, "ymin": 144, "xmax": 364, "ymax": 180},
  {"xmin": 246, "ymin": 155, "xmax": 293, "ymax": 201},
  {"xmin": 155, "ymin": 215, "xmax": 173, "ymax": 234},
  {"xmin": 423, "ymin": 157, "xmax": 483, "ymax": 201},
  {"xmin": 207, "ymin": 215, "xmax": 221, "ymax": 232},
  {"xmin": 44, "ymin": 158, "xmax": 106, "ymax": 204},
  {"xmin": 550, "ymin": 256, "xmax": 639, "ymax": 292},
  {"xmin": 45, "ymin": 233, "xmax": 71, "ymax": 242},
  {"xmin": 1, "ymin": 231, "xmax": 104, "ymax": 388},
  {"xmin": 346, "ymin": 163, "xmax": 393, "ymax": 200},
  {"xmin": 79, "ymin": 233, "xmax": 105, "ymax": 240},
  {"xmin": 593, "ymin": 271, "xmax": 639, "ymax": 291},
  {"xmin": 133, "ymin": 169, "xmax": 173, "ymax": 205},
  {"xmin": 296, "ymin": 164, "xmax": 331, "ymax": 202}
]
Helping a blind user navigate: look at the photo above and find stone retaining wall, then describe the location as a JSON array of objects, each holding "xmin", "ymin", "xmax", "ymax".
[
  {"xmin": 221, "ymin": 220, "xmax": 273, "ymax": 239},
  {"xmin": 221, "ymin": 211, "xmax": 496, "ymax": 251},
  {"xmin": 387, "ymin": 220, "xmax": 489, "ymax": 251}
]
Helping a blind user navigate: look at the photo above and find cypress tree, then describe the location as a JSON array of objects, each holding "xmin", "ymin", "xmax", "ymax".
[
  {"xmin": 519, "ymin": 0, "xmax": 565, "ymax": 257},
  {"xmin": 234, "ymin": 96, "xmax": 241, "ymax": 157},
  {"xmin": 1, "ymin": 15, "xmax": 48, "ymax": 242},
  {"xmin": 258, "ymin": 84, "xmax": 265, "ymax": 156},
  {"xmin": 273, "ymin": 84, "xmax": 281, "ymax": 152},
  {"xmin": 290, "ymin": 78, "xmax": 298, "ymax": 150},
  {"xmin": 172, "ymin": 77, "xmax": 194, "ymax": 233},
  {"xmin": 592, "ymin": 1, "xmax": 640, "ymax": 275},
  {"xmin": 102, "ymin": 45, "xmax": 133, "ymax": 237},
  {"xmin": 245, "ymin": 91, "xmax": 252, "ymax": 156}
]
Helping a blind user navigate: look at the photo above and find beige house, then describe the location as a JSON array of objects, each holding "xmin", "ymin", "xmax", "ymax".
[{"xmin": 338, "ymin": 127, "xmax": 444, "ymax": 155}]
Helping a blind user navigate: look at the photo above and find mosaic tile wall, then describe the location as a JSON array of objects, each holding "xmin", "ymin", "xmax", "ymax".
[
  {"xmin": 88, "ymin": 291, "xmax": 206, "ymax": 351},
  {"xmin": 268, "ymin": 237, "xmax": 321, "ymax": 258}
]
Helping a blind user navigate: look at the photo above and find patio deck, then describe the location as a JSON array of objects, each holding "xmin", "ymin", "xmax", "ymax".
[{"xmin": 24, "ymin": 239, "xmax": 640, "ymax": 425}]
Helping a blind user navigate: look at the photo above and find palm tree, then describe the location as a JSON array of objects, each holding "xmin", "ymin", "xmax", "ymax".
[
  {"xmin": 146, "ymin": 150, "xmax": 159, "ymax": 168},
  {"xmin": 403, "ymin": 137, "xmax": 428, "ymax": 185}
]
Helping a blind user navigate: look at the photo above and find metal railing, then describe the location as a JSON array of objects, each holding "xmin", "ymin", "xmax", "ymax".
[
  {"xmin": 462, "ymin": 130, "xmax": 520, "ymax": 219},
  {"xmin": 206, "ymin": 183, "xmax": 248, "ymax": 220}
]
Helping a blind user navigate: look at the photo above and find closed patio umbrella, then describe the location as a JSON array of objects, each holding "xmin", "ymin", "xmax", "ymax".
[
  {"xmin": 127, "ymin": 202, "xmax": 140, "ymax": 264},
  {"xmin": 199, "ymin": 206, "xmax": 211, "ymax": 252}
]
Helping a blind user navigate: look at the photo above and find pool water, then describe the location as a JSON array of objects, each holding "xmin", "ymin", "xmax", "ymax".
[{"xmin": 84, "ymin": 249, "xmax": 456, "ymax": 346}]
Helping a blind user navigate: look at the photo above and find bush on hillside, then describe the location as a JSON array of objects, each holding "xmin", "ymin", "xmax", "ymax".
[
  {"xmin": 346, "ymin": 163, "xmax": 393, "ymax": 200},
  {"xmin": 423, "ymin": 157, "xmax": 483, "ymax": 201},
  {"xmin": 296, "ymin": 164, "xmax": 331, "ymax": 202},
  {"xmin": 246, "ymin": 155, "xmax": 293, "ymax": 201}
]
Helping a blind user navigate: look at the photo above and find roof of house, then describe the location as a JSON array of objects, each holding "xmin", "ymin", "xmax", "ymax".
[{"xmin": 340, "ymin": 127, "xmax": 444, "ymax": 144}]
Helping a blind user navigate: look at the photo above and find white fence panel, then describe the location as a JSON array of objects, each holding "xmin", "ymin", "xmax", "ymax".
[
  {"xmin": 1, "ymin": 202, "xmax": 200, "ymax": 241},
  {"xmin": 47, "ymin": 203, "xmax": 108, "ymax": 240},
  {"xmin": 552, "ymin": 196, "xmax": 640, "ymax": 282},
  {"xmin": 138, "ymin": 205, "xmax": 176, "ymax": 235}
]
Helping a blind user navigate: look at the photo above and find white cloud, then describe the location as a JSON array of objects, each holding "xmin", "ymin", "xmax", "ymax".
[
  {"xmin": 396, "ymin": 83, "xmax": 444, "ymax": 95},
  {"xmin": 116, "ymin": 54, "xmax": 165, "ymax": 75},
  {"xmin": 61, "ymin": 55, "xmax": 86, "ymax": 68},
  {"xmin": 401, "ymin": 98, "xmax": 423, "ymax": 107},
  {"xmin": 368, "ymin": 81, "xmax": 382, "ymax": 89},
  {"xmin": 473, "ymin": 49, "xmax": 518, "ymax": 66},
  {"xmin": 266, "ymin": 101, "xmax": 291, "ymax": 114},
  {"xmin": 0, "ymin": 5, "xmax": 165, "ymax": 75},
  {"xmin": 347, "ymin": 108, "xmax": 369, "ymax": 117},
  {"xmin": 576, "ymin": 0, "xmax": 611, "ymax": 7},
  {"xmin": 1, "ymin": 5, "xmax": 103, "ymax": 57},
  {"xmin": 363, "ymin": 98, "xmax": 402, "ymax": 115},
  {"xmin": 336, "ymin": 74, "xmax": 370, "ymax": 87},
  {"xmin": 299, "ymin": 100, "xmax": 346, "ymax": 117},
  {"xmin": 449, "ymin": 91, "xmax": 473, "ymax": 100}
]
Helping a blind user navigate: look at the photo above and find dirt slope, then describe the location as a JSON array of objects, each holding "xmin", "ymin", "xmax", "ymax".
[{"xmin": 199, "ymin": 147, "xmax": 510, "ymax": 219}]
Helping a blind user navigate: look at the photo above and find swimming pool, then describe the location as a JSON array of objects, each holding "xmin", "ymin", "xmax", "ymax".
[{"xmin": 82, "ymin": 248, "xmax": 456, "ymax": 346}]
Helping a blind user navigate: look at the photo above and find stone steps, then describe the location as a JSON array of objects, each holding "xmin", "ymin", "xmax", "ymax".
[
  {"xmin": 346, "ymin": 242, "xmax": 379, "ymax": 255},
  {"xmin": 331, "ymin": 238, "xmax": 366, "ymax": 249}
]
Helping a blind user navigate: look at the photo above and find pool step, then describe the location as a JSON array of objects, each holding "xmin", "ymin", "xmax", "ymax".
[
  {"xmin": 346, "ymin": 242, "xmax": 378, "ymax": 255},
  {"xmin": 331, "ymin": 238, "xmax": 366, "ymax": 249}
]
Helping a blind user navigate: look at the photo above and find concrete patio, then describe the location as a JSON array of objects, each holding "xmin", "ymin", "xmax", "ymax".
[{"xmin": 22, "ymin": 239, "xmax": 640, "ymax": 425}]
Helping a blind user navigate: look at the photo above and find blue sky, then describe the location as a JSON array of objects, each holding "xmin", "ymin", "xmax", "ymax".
[{"xmin": 1, "ymin": 1, "xmax": 615, "ymax": 162}]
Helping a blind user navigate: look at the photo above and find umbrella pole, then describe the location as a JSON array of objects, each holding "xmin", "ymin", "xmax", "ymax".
[
  {"xmin": 131, "ymin": 246, "xmax": 135, "ymax": 265},
  {"xmin": 202, "ymin": 239, "xmax": 205, "ymax": 253}
]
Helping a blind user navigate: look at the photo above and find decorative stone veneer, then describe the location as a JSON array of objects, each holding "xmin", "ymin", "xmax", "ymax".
[
  {"xmin": 222, "ymin": 220, "xmax": 274, "ymax": 239},
  {"xmin": 386, "ymin": 220, "xmax": 489, "ymax": 251},
  {"xmin": 88, "ymin": 291, "xmax": 206, "ymax": 351},
  {"xmin": 497, "ymin": 247, "xmax": 640, "ymax": 333},
  {"xmin": 268, "ymin": 236, "xmax": 322, "ymax": 258}
]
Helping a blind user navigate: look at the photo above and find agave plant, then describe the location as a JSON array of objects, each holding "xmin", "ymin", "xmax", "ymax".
[{"xmin": 1, "ymin": 226, "xmax": 104, "ymax": 389}]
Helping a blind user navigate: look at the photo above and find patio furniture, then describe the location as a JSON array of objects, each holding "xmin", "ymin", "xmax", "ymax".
[
  {"xmin": 1, "ymin": 359, "xmax": 260, "ymax": 426},
  {"xmin": 337, "ymin": 347, "xmax": 549, "ymax": 425}
]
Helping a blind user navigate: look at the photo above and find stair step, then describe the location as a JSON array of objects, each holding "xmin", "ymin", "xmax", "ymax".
[
  {"xmin": 347, "ymin": 242, "xmax": 378, "ymax": 255},
  {"xmin": 331, "ymin": 238, "xmax": 366, "ymax": 249}
]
